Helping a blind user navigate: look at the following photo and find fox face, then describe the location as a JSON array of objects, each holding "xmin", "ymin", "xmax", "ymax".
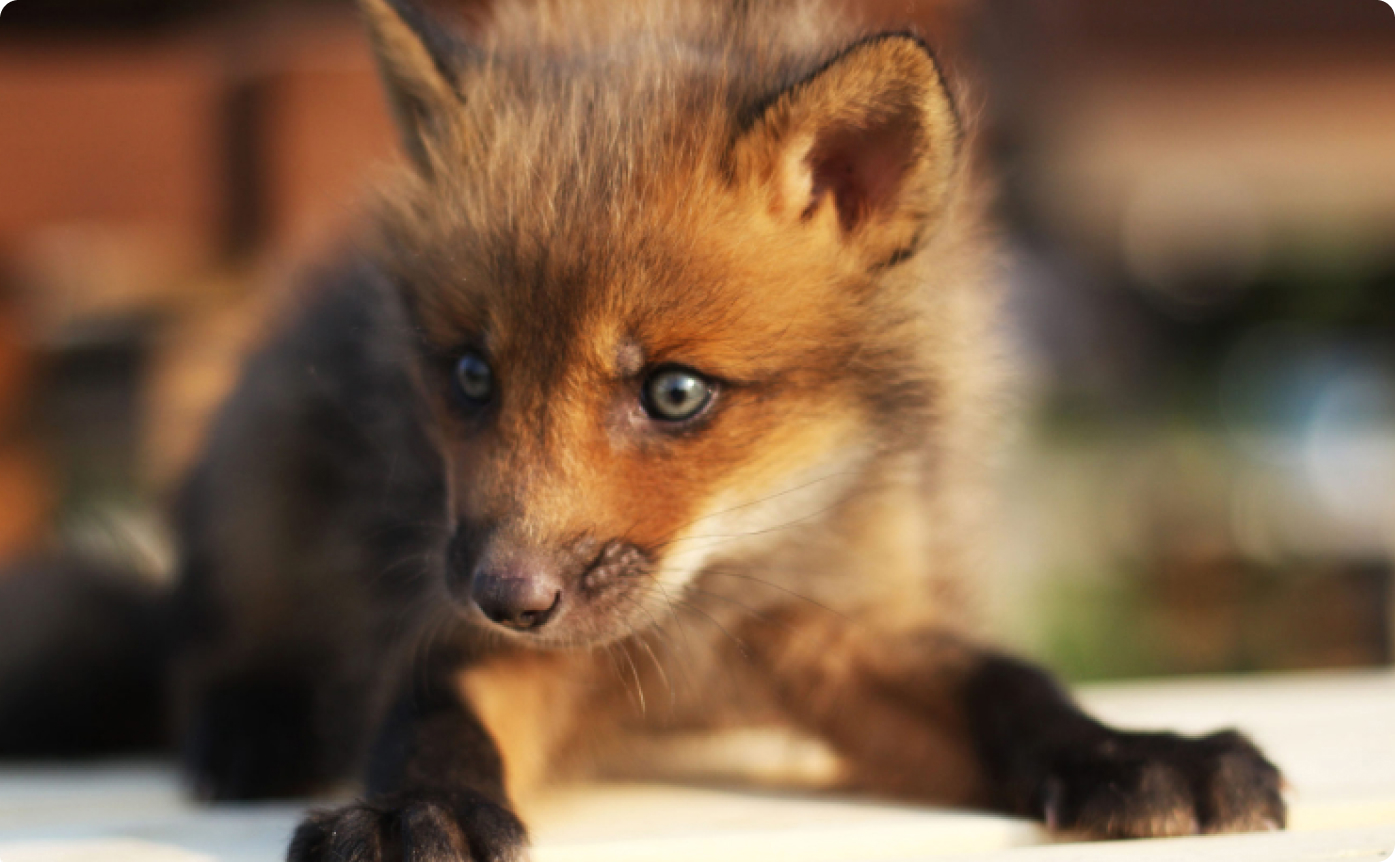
[{"xmin": 360, "ymin": 0, "xmax": 964, "ymax": 647}]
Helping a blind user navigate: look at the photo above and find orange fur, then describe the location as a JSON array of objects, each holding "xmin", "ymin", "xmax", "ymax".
[{"xmin": 361, "ymin": 0, "xmax": 1002, "ymax": 806}]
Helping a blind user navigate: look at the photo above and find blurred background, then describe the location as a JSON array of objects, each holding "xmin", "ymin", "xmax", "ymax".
[{"xmin": 0, "ymin": 0, "xmax": 1392, "ymax": 682}]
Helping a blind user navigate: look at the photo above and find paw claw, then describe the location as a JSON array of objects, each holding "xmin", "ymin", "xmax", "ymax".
[{"xmin": 1041, "ymin": 777, "xmax": 1064, "ymax": 832}]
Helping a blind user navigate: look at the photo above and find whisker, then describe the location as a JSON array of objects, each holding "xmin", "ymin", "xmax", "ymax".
[
  {"xmin": 632, "ymin": 630, "xmax": 675, "ymax": 708},
  {"xmin": 653, "ymin": 579, "xmax": 700, "ymax": 667},
  {"xmin": 673, "ymin": 598, "xmax": 751, "ymax": 662},
  {"xmin": 619, "ymin": 589, "xmax": 688, "ymax": 684},
  {"xmin": 602, "ymin": 643, "xmax": 631, "ymax": 703},
  {"xmin": 645, "ymin": 470, "xmax": 867, "ymax": 551},
  {"xmin": 616, "ymin": 640, "xmax": 646, "ymax": 716},
  {"xmin": 697, "ymin": 570, "xmax": 847, "ymax": 621},
  {"xmin": 682, "ymin": 586, "xmax": 794, "ymax": 633},
  {"xmin": 655, "ymin": 475, "xmax": 902, "ymax": 561}
]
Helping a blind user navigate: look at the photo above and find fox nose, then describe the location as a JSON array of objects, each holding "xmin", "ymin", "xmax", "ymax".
[{"xmin": 471, "ymin": 570, "xmax": 562, "ymax": 631}]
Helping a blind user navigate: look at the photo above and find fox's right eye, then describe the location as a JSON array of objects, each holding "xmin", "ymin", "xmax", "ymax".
[{"xmin": 454, "ymin": 352, "xmax": 493, "ymax": 405}]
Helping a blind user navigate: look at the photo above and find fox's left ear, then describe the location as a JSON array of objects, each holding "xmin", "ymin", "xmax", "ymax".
[
  {"xmin": 359, "ymin": 0, "xmax": 472, "ymax": 175},
  {"xmin": 734, "ymin": 34, "xmax": 962, "ymax": 268}
]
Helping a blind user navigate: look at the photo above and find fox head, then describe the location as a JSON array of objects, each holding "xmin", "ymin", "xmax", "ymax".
[{"xmin": 358, "ymin": 0, "xmax": 973, "ymax": 647}]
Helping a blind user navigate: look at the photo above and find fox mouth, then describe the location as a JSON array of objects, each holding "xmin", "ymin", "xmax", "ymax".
[{"xmin": 445, "ymin": 531, "xmax": 659, "ymax": 647}]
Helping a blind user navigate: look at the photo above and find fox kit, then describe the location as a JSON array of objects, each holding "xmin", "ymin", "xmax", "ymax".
[{"xmin": 99, "ymin": 0, "xmax": 1289, "ymax": 858}]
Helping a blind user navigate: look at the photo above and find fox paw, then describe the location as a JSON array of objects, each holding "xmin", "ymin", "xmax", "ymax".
[
  {"xmin": 287, "ymin": 792, "xmax": 528, "ymax": 862},
  {"xmin": 1039, "ymin": 729, "xmax": 1285, "ymax": 838}
]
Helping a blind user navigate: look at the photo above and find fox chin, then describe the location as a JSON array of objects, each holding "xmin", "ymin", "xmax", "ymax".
[{"xmin": 0, "ymin": 0, "xmax": 1287, "ymax": 859}]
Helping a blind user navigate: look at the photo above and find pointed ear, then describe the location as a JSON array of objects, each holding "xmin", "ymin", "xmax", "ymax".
[
  {"xmin": 734, "ymin": 34, "xmax": 962, "ymax": 268},
  {"xmin": 359, "ymin": 0, "xmax": 470, "ymax": 174}
]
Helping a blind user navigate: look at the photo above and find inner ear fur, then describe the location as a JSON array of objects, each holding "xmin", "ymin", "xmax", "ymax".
[
  {"xmin": 359, "ymin": 0, "xmax": 471, "ymax": 175},
  {"xmin": 735, "ymin": 34, "xmax": 962, "ymax": 267}
]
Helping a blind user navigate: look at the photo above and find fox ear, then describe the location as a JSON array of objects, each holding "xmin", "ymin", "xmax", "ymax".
[
  {"xmin": 359, "ymin": 0, "xmax": 470, "ymax": 174},
  {"xmin": 735, "ymin": 34, "xmax": 961, "ymax": 268}
]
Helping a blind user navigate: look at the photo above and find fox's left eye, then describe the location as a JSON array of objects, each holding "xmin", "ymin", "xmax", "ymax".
[{"xmin": 643, "ymin": 366, "xmax": 714, "ymax": 422}]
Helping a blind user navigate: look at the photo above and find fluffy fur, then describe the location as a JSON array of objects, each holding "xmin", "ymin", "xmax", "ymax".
[{"xmin": 31, "ymin": 0, "xmax": 1289, "ymax": 859}]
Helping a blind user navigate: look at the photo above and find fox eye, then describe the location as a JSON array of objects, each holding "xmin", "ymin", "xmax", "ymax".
[
  {"xmin": 643, "ymin": 366, "xmax": 713, "ymax": 422},
  {"xmin": 454, "ymin": 352, "xmax": 493, "ymax": 405}
]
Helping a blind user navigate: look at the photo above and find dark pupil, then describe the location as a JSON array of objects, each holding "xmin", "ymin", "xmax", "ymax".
[
  {"xmin": 456, "ymin": 355, "xmax": 492, "ymax": 401},
  {"xmin": 653, "ymin": 372, "xmax": 705, "ymax": 418}
]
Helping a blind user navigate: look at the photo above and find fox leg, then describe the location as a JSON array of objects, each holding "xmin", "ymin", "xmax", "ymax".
[
  {"xmin": 288, "ymin": 652, "xmax": 528, "ymax": 862},
  {"xmin": 959, "ymin": 652, "xmax": 1285, "ymax": 836},
  {"xmin": 742, "ymin": 609, "xmax": 1286, "ymax": 838},
  {"xmin": 179, "ymin": 653, "xmax": 371, "ymax": 801}
]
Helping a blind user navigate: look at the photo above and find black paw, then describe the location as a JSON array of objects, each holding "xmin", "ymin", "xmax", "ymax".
[
  {"xmin": 1039, "ymin": 729, "xmax": 1286, "ymax": 838},
  {"xmin": 288, "ymin": 792, "xmax": 528, "ymax": 862}
]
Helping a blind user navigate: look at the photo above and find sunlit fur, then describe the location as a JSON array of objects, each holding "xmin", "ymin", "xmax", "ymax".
[
  {"xmin": 369, "ymin": 0, "xmax": 994, "ymax": 622},
  {"xmin": 348, "ymin": 0, "xmax": 1005, "ymax": 804},
  {"xmin": 115, "ymin": 0, "xmax": 1288, "ymax": 841}
]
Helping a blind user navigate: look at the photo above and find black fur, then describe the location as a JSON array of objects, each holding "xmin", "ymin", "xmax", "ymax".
[
  {"xmin": 964, "ymin": 654, "xmax": 1286, "ymax": 837},
  {"xmin": 172, "ymin": 259, "xmax": 451, "ymax": 800},
  {"xmin": 290, "ymin": 654, "xmax": 526, "ymax": 862},
  {"xmin": 0, "ymin": 558, "xmax": 170, "ymax": 757}
]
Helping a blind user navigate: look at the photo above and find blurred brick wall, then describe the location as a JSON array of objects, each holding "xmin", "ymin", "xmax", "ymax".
[{"xmin": 0, "ymin": 0, "xmax": 965, "ymax": 508}]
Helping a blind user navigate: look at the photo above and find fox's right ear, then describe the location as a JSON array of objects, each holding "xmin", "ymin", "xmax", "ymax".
[
  {"xmin": 359, "ymin": 0, "xmax": 471, "ymax": 175},
  {"xmin": 733, "ymin": 34, "xmax": 962, "ymax": 270}
]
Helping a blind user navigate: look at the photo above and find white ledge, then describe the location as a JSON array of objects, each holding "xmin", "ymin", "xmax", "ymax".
[{"xmin": 1, "ymin": 671, "xmax": 1393, "ymax": 862}]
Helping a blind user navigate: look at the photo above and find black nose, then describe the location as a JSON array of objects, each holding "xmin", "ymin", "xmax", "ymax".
[{"xmin": 471, "ymin": 571, "xmax": 562, "ymax": 631}]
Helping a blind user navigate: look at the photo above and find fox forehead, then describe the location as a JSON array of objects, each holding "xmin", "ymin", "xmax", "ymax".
[{"xmin": 387, "ymin": 137, "xmax": 861, "ymax": 388}]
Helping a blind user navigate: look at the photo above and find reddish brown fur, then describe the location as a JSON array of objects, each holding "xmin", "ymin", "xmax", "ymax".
[
  {"xmin": 357, "ymin": 0, "xmax": 1003, "ymax": 803},
  {"xmin": 126, "ymin": 3, "xmax": 1285, "ymax": 849}
]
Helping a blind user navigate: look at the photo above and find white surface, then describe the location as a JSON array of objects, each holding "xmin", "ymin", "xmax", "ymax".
[{"xmin": 1, "ymin": 671, "xmax": 1392, "ymax": 861}]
